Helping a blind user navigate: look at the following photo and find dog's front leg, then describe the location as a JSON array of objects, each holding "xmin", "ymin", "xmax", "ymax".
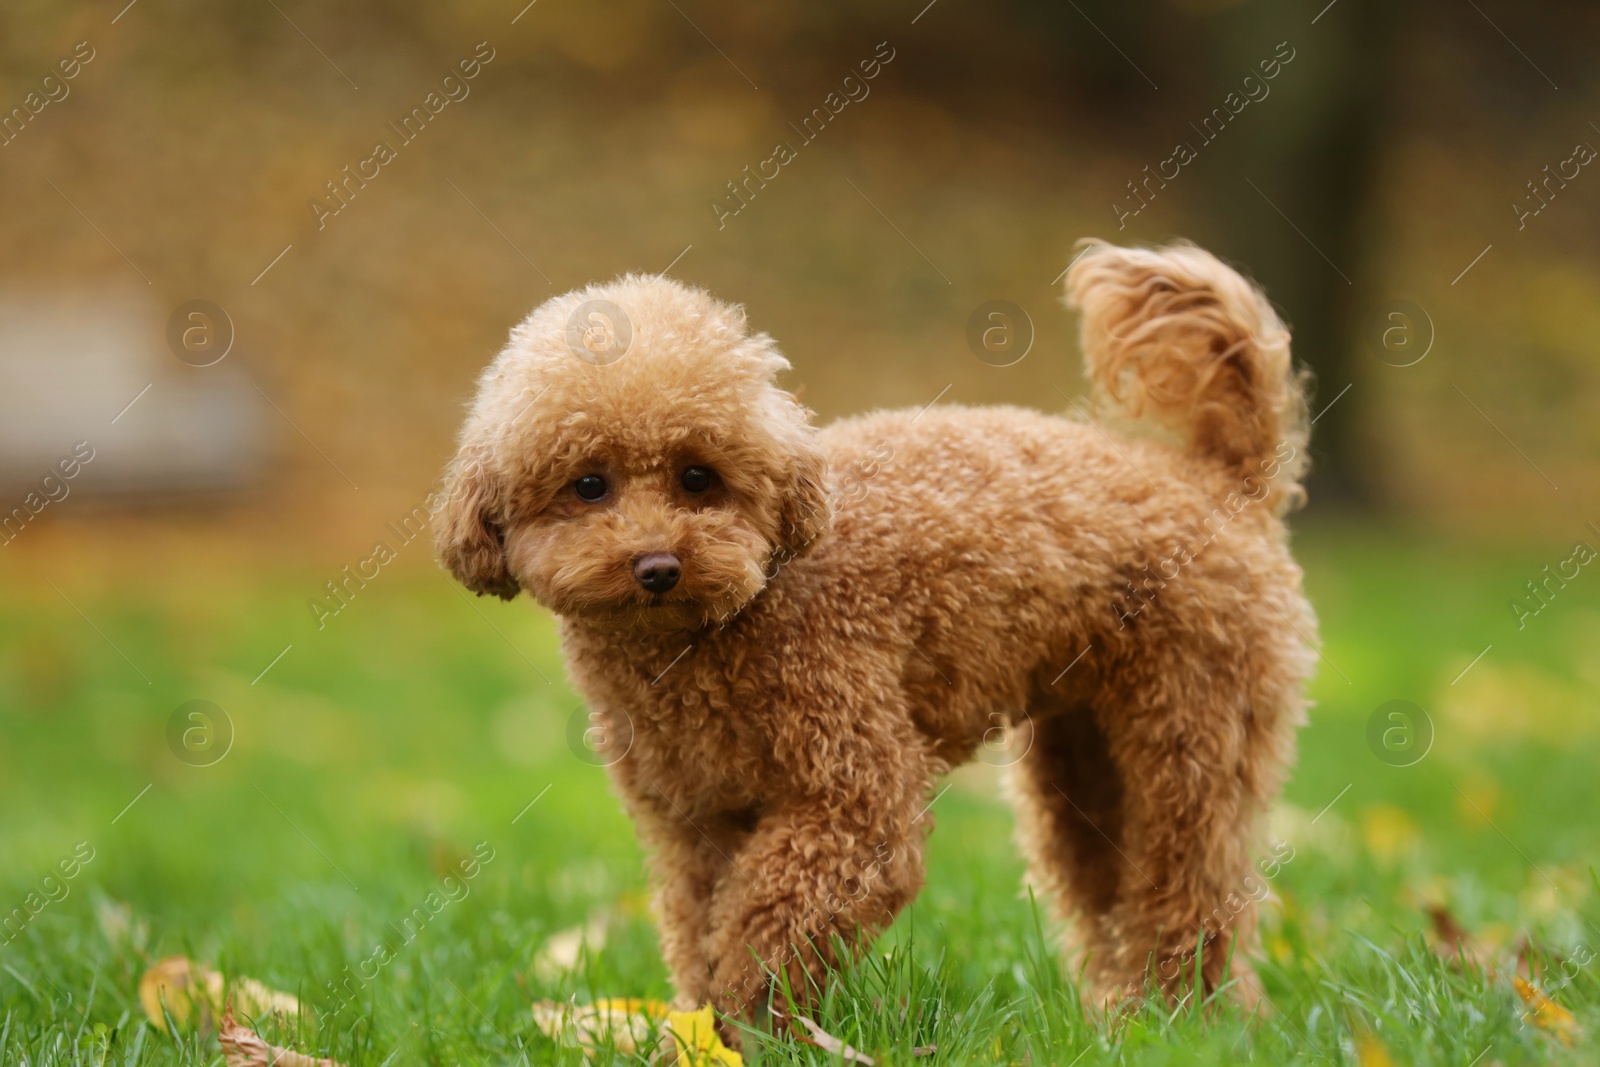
[
  {"xmin": 649, "ymin": 825, "xmax": 736, "ymax": 1011},
  {"xmin": 703, "ymin": 780, "xmax": 928, "ymax": 1023},
  {"xmin": 628, "ymin": 804, "xmax": 731, "ymax": 1008}
]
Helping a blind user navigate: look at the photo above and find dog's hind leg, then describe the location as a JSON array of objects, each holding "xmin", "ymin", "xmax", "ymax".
[
  {"xmin": 1086, "ymin": 650, "xmax": 1286, "ymax": 1009},
  {"xmin": 1005, "ymin": 694, "xmax": 1129, "ymax": 993}
]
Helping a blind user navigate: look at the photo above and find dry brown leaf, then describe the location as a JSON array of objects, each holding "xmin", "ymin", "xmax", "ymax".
[
  {"xmin": 1425, "ymin": 905, "xmax": 1553, "ymax": 987},
  {"xmin": 1423, "ymin": 904, "xmax": 1530, "ymax": 978},
  {"xmin": 1426, "ymin": 905, "xmax": 1471, "ymax": 955},
  {"xmin": 1419, "ymin": 905, "xmax": 1580, "ymax": 1047},
  {"xmin": 218, "ymin": 1002, "xmax": 344, "ymax": 1067},
  {"xmin": 1424, "ymin": 903, "xmax": 1500, "ymax": 973},
  {"xmin": 139, "ymin": 956, "xmax": 301, "ymax": 1033}
]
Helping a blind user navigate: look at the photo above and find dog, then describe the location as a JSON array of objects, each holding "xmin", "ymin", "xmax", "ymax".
[{"xmin": 434, "ymin": 239, "xmax": 1317, "ymax": 1027}]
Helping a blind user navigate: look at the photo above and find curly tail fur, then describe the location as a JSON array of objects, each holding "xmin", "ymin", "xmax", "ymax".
[{"xmin": 1064, "ymin": 239, "xmax": 1311, "ymax": 513}]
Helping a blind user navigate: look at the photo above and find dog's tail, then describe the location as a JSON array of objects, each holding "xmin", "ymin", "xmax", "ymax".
[{"xmin": 1064, "ymin": 240, "xmax": 1310, "ymax": 513}]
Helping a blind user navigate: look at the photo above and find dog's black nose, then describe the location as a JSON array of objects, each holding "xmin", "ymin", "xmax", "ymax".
[{"xmin": 633, "ymin": 552, "xmax": 681, "ymax": 594}]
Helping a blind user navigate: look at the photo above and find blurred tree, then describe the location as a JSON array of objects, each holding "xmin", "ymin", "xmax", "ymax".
[
  {"xmin": 1176, "ymin": 0, "xmax": 1410, "ymax": 511},
  {"xmin": 1043, "ymin": 0, "xmax": 1410, "ymax": 509},
  {"xmin": 768, "ymin": 0, "xmax": 1412, "ymax": 507}
]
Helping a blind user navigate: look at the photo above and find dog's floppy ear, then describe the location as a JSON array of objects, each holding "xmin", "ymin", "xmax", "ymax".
[
  {"xmin": 774, "ymin": 435, "xmax": 833, "ymax": 562},
  {"xmin": 433, "ymin": 445, "xmax": 520, "ymax": 600}
]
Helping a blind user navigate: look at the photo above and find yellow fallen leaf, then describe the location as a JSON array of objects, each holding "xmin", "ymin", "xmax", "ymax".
[
  {"xmin": 139, "ymin": 957, "xmax": 200, "ymax": 1029},
  {"xmin": 531, "ymin": 997, "xmax": 670, "ymax": 1057},
  {"xmin": 532, "ymin": 999, "xmax": 742, "ymax": 1065},
  {"xmin": 665, "ymin": 1005, "xmax": 743, "ymax": 1067},
  {"xmin": 1515, "ymin": 975, "xmax": 1579, "ymax": 1046},
  {"xmin": 139, "ymin": 956, "xmax": 300, "ymax": 1032},
  {"xmin": 218, "ymin": 1002, "xmax": 343, "ymax": 1067},
  {"xmin": 1355, "ymin": 1033, "xmax": 1396, "ymax": 1067},
  {"xmin": 593, "ymin": 997, "xmax": 668, "ymax": 1017}
]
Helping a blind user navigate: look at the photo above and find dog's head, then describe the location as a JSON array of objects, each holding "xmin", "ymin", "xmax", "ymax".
[{"xmin": 434, "ymin": 274, "xmax": 831, "ymax": 631}]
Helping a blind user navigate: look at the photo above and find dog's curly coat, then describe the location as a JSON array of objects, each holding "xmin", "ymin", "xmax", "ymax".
[{"xmin": 435, "ymin": 240, "xmax": 1318, "ymax": 1023}]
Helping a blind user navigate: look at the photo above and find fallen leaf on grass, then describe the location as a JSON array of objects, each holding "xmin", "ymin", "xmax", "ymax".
[
  {"xmin": 1425, "ymin": 904, "xmax": 1495, "ymax": 971},
  {"xmin": 665, "ymin": 1005, "xmax": 743, "ymax": 1066},
  {"xmin": 531, "ymin": 999, "xmax": 744, "ymax": 1065},
  {"xmin": 1423, "ymin": 903, "xmax": 1540, "ymax": 981},
  {"xmin": 531, "ymin": 997, "xmax": 670, "ymax": 1056},
  {"xmin": 1355, "ymin": 1033, "xmax": 1396, "ymax": 1067},
  {"xmin": 1514, "ymin": 975, "xmax": 1579, "ymax": 1046},
  {"xmin": 1422, "ymin": 901, "xmax": 1581, "ymax": 1045},
  {"xmin": 772, "ymin": 1006, "xmax": 874, "ymax": 1065},
  {"xmin": 1426, "ymin": 904, "xmax": 1470, "ymax": 954},
  {"xmin": 218, "ymin": 1002, "xmax": 343, "ymax": 1067},
  {"xmin": 139, "ymin": 956, "xmax": 300, "ymax": 1032}
]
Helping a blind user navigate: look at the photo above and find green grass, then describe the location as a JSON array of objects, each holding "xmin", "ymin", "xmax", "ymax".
[{"xmin": 1, "ymin": 523, "xmax": 1597, "ymax": 1064}]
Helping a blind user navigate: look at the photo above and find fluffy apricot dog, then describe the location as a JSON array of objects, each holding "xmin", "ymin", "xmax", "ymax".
[{"xmin": 434, "ymin": 240, "xmax": 1317, "ymax": 1026}]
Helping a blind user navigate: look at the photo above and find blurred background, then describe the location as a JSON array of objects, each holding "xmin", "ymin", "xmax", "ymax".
[
  {"xmin": 2, "ymin": 0, "xmax": 1597, "ymax": 526},
  {"xmin": 2, "ymin": 0, "xmax": 1598, "ymax": 1060}
]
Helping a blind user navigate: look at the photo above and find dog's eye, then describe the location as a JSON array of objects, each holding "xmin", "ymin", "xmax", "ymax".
[
  {"xmin": 681, "ymin": 466, "xmax": 713, "ymax": 493},
  {"xmin": 574, "ymin": 474, "xmax": 608, "ymax": 501}
]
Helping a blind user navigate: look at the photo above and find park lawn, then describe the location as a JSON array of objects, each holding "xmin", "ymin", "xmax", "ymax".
[{"xmin": 0, "ymin": 521, "xmax": 1596, "ymax": 1064}]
